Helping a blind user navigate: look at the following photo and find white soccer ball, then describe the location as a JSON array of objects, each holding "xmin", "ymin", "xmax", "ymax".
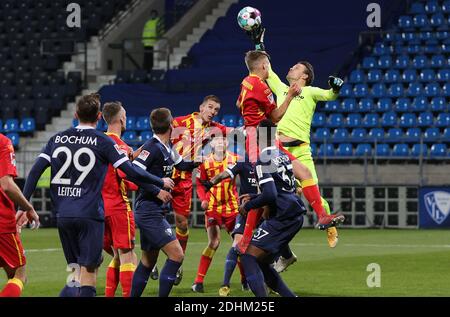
[{"xmin": 237, "ymin": 6, "xmax": 262, "ymax": 31}]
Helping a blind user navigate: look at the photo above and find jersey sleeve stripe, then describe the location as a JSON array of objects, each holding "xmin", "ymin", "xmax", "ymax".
[
  {"xmin": 225, "ymin": 169, "xmax": 234, "ymax": 178},
  {"xmin": 39, "ymin": 153, "xmax": 51, "ymax": 162},
  {"xmin": 173, "ymin": 153, "xmax": 182, "ymax": 165},
  {"xmin": 132, "ymin": 160, "xmax": 147, "ymax": 171},
  {"xmin": 259, "ymin": 178, "xmax": 274, "ymax": 186},
  {"xmin": 113, "ymin": 156, "xmax": 129, "ymax": 169}
]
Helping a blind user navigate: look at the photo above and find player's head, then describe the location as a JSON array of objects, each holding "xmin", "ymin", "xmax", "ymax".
[
  {"xmin": 102, "ymin": 101, "xmax": 126, "ymax": 132},
  {"xmin": 76, "ymin": 93, "xmax": 101, "ymax": 124},
  {"xmin": 199, "ymin": 95, "xmax": 221, "ymax": 123},
  {"xmin": 286, "ymin": 61, "xmax": 314, "ymax": 86},
  {"xmin": 210, "ymin": 136, "xmax": 228, "ymax": 155},
  {"xmin": 257, "ymin": 119, "xmax": 276, "ymax": 149},
  {"xmin": 150, "ymin": 107, "xmax": 173, "ymax": 134},
  {"xmin": 245, "ymin": 50, "xmax": 270, "ymax": 79}
]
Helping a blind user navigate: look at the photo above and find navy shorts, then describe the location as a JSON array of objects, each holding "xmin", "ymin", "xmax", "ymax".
[
  {"xmin": 231, "ymin": 214, "xmax": 246, "ymax": 238},
  {"xmin": 135, "ymin": 212, "xmax": 176, "ymax": 251},
  {"xmin": 250, "ymin": 214, "xmax": 304, "ymax": 255},
  {"xmin": 57, "ymin": 217, "xmax": 104, "ymax": 268}
]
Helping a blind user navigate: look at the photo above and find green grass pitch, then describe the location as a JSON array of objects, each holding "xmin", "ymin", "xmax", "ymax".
[{"xmin": 2, "ymin": 228, "xmax": 450, "ymax": 297}]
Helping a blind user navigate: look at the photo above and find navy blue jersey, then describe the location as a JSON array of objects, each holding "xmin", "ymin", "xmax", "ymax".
[
  {"xmin": 133, "ymin": 136, "xmax": 182, "ymax": 213},
  {"xmin": 255, "ymin": 146, "xmax": 305, "ymax": 220},
  {"xmin": 226, "ymin": 157, "xmax": 258, "ymax": 195},
  {"xmin": 39, "ymin": 126, "xmax": 129, "ymax": 220}
]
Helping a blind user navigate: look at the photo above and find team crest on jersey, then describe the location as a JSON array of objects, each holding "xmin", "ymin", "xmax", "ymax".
[
  {"xmin": 425, "ymin": 191, "xmax": 450, "ymax": 224},
  {"xmin": 138, "ymin": 150, "xmax": 150, "ymax": 161},
  {"xmin": 113, "ymin": 144, "xmax": 122, "ymax": 155},
  {"xmin": 264, "ymin": 88, "xmax": 271, "ymax": 95},
  {"xmin": 267, "ymin": 93, "xmax": 274, "ymax": 104}
]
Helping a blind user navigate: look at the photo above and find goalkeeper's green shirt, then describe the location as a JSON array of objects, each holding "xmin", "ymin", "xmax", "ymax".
[{"xmin": 267, "ymin": 68, "xmax": 338, "ymax": 144}]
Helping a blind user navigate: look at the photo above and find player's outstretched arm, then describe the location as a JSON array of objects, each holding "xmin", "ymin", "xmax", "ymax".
[
  {"xmin": 247, "ymin": 25, "xmax": 266, "ymax": 51},
  {"xmin": 23, "ymin": 157, "xmax": 50, "ymax": 200},
  {"xmin": 310, "ymin": 76, "xmax": 344, "ymax": 102}
]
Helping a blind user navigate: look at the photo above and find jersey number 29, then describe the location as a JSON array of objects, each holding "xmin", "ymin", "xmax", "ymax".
[{"xmin": 51, "ymin": 146, "xmax": 95, "ymax": 185}]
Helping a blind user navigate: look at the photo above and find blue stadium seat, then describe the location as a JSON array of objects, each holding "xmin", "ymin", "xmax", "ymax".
[
  {"xmin": 341, "ymin": 99, "xmax": 356, "ymax": 112},
  {"xmin": 402, "ymin": 69, "xmax": 417, "ymax": 82},
  {"xmin": 425, "ymin": 1, "xmax": 439, "ymax": 13},
  {"xmin": 72, "ymin": 119, "xmax": 79, "ymax": 127},
  {"xmin": 346, "ymin": 113, "xmax": 363, "ymax": 128},
  {"xmin": 371, "ymin": 83, "xmax": 387, "ymax": 98},
  {"xmin": 404, "ymin": 128, "xmax": 422, "ymax": 142},
  {"xmin": 355, "ymin": 143, "xmax": 372, "ymax": 156},
  {"xmin": 411, "ymin": 96, "xmax": 428, "ymax": 112},
  {"xmin": 357, "ymin": 99, "xmax": 374, "ymax": 112},
  {"xmin": 444, "ymin": 0, "xmax": 450, "ymax": 13},
  {"xmin": 395, "ymin": 55, "xmax": 410, "ymax": 69},
  {"xmin": 381, "ymin": 112, "xmax": 398, "ymax": 127},
  {"xmin": 392, "ymin": 143, "xmax": 410, "ymax": 157},
  {"xmin": 420, "ymin": 69, "xmax": 436, "ymax": 82},
  {"xmin": 435, "ymin": 113, "xmax": 450, "ymax": 127},
  {"xmin": 399, "ymin": 113, "xmax": 417, "ymax": 127},
  {"xmin": 237, "ymin": 117, "xmax": 244, "ymax": 127},
  {"xmin": 424, "ymin": 127, "xmax": 440, "ymax": 142},
  {"xmin": 430, "ymin": 55, "xmax": 446, "ymax": 68},
  {"xmin": 362, "ymin": 113, "xmax": 379, "ymax": 128},
  {"xmin": 410, "ymin": 2, "xmax": 425, "ymax": 14},
  {"xmin": 384, "ymin": 69, "xmax": 400, "ymax": 83},
  {"xmin": 367, "ymin": 69, "xmax": 382, "ymax": 82},
  {"xmin": 378, "ymin": 56, "xmax": 392, "ymax": 69},
  {"xmin": 373, "ymin": 42, "xmax": 390, "ymax": 55},
  {"xmin": 413, "ymin": 14, "xmax": 429, "ymax": 28},
  {"xmin": 221, "ymin": 114, "xmax": 237, "ymax": 127},
  {"xmin": 349, "ymin": 69, "xmax": 364, "ymax": 83},
  {"xmin": 386, "ymin": 128, "xmax": 403, "ymax": 142},
  {"xmin": 388, "ymin": 83, "xmax": 404, "ymax": 97},
  {"xmin": 324, "ymin": 100, "xmax": 340, "ymax": 112},
  {"xmin": 336, "ymin": 143, "xmax": 353, "ymax": 156},
  {"xmin": 430, "ymin": 97, "xmax": 446, "ymax": 112},
  {"xmin": 362, "ymin": 57, "xmax": 377, "ymax": 69},
  {"xmin": 398, "ymin": 15, "xmax": 413, "ymax": 29},
  {"xmin": 313, "ymin": 128, "xmax": 331, "ymax": 142},
  {"xmin": 3, "ymin": 119, "xmax": 19, "ymax": 132},
  {"xmin": 122, "ymin": 131, "xmax": 139, "ymax": 145},
  {"xmin": 412, "ymin": 55, "xmax": 428, "ymax": 68},
  {"xmin": 331, "ymin": 128, "xmax": 349, "ymax": 143},
  {"xmin": 339, "ymin": 84, "xmax": 353, "ymax": 97},
  {"xmin": 312, "ymin": 112, "xmax": 326, "ymax": 127},
  {"xmin": 430, "ymin": 143, "xmax": 447, "ymax": 157},
  {"xmin": 349, "ymin": 128, "xmax": 367, "ymax": 142},
  {"xmin": 6, "ymin": 133, "xmax": 20, "ymax": 148},
  {"xmin": 375, "ymin": 98, "xmax": 392, "ymax": 112},
  {"xmin": 20, "ymin": 118, "xmax": 35, "ymax": 132},
  {"xmin": 126, "ymin": 116, "xmax": 136, "ymax": 131},
  {"xmin": 443, "ymin": 83, "xmax": 450, "ymax": 96},
  {"xmin": 140, "ymin": 131, "xmax": 153, "ymax": 142},
  {"xmin": 310, "ymin": 143, "xmax": 318, "ymax": 157},
  {"xmin": 418, "ymin": 112, "xmax": 434, "ymax": 127},
  {"xmin": 375, "ymin": 143, "xmax": 390, "ymax": 156},
  {"xmin": 353, "ymin": 83, "xmax": 369, "ymax": 97},
  {"xmin": 406, "ymin": 82, "xmax": 423, "ymax": 97},
  {"xmin": 328, "ymin": 113, "xmax": 345, "ymax": 128},
  {"xmin": 437, "ymin": 69, "xmax": 450, "ymax": 82},
  {"xmin": 318, "ymin": 144, "xmax": 335, "ymax": 157},
  {"xmin": 135, "ymin": 116, "xmax": 150, "ymax": 131},
  {"xmin": 442, "ymin": 128, "xmax": 450, "ymax": 142},
  {"xmin": 411, "ymin": 143, "xmax": 428, "ymax": 157},
  {"xmin": 394, "ymin": 98, "xmax": 411, "ymax": 112}
]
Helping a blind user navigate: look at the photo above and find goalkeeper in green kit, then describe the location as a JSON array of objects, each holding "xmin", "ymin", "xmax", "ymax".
[{"xmin": 247, "ymin": 26, "xmax": 345, "ymax": 248}]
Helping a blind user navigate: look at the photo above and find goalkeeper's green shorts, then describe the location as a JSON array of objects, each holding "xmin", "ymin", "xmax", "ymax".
[{"xmin": 283, "ymin": 143, "xmax": 318, "ymax": 183}]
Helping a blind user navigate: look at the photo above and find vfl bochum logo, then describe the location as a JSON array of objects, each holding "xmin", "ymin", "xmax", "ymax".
[{"xmin": 425, "ymin": 191, "xmax": 450, "ymax": 225}]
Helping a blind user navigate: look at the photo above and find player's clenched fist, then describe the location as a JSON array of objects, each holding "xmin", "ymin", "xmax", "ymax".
[
  {"xmin": 162, "ymin": 177, "xmax": 175, "ymax": 190},
  {"xmin": 328, "ymin": 76, "xmax": 344, "ymax": 93},
  {"xmin": 288, "ymin": 82, "xmax": 302, "ymax": 97},
  {"xmin": 157, "ymin": 190, "xmax": 172, "ymax": 203}
]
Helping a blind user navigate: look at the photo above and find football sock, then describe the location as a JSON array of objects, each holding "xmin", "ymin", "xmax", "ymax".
[
  {"xmin": 176, "ymin": 228, "xmax": 189, "ymax": 254},
  {"xmin": 120, "ymin": 262, "xmax": 136, "ymax": 297},
  {"xmin": 194, "ymin": 246, "xmax": 216, "ymax": 284},
  {"xmin": 105, "ymin": 259, "xmax": 120, "ymax": 297},
  {"xmin": 0, "ymin": 278, "xmax": 23, "ymax": 297},
  {"xmin": 259, "ymin": 262, "xmax": 296, "ymax": 297},
  {"xmin": 237, "ymin": 256, "xmax": 246, "ymax": 283},
  {"xmin": 240, "ymin": 254, "xmax": 267, "ymax": 297},
  {"xmin": 59, "ymin": 285, "xmax": 80, "ymax": 297},
  {"xmin": 130, "ymin": 261, "xmax": 152, "ymax": 297},
  {"xmin": 159, "ymin": 259, "xmax": 182, "ymax": 297},
  {"xmin": 301, "ymin": 179, "xmax": 327, "ymax": 218},
  {"xmin": 223, "ymin": 247, "xmax": 238, "ymax": 286},
  {"xmin": 280, "ymin": 245, "xmax": 293, "ymax": 259},
  {"xmin": 79, "ymin": 286, "xmax": 96, "ymax": 297}
]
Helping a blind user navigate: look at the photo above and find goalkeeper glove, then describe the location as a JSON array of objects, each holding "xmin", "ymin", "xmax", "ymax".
[
  {"xmin": 246, "ymin": 25, "xmax": 266, "ymax": 51},
  {"xmin": 328, "ymin": 76, "xmax": 344, "ymax": 93}
]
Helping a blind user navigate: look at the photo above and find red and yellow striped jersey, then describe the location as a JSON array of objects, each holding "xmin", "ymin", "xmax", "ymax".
[
  {"xmin": 172, "ymin": 112, "xmax": 228, "ymax": 180},
  {"xmin": 196, "ymin": 152, "xmax": 239, "ymax": 216},
  {"xmin": 102, "ymin": 133, "xmax": 137, "ymax": 216}
]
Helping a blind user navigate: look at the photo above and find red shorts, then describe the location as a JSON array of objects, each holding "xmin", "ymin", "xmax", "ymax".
[
  {"xmin": 103, "ymin": 211, "xmax": 136, "ymax": 252},
  {"xmin": 0, "ymin": 232, "xmax": 26, "ymax": 269},
  {"xmin": 205, "ymin": 212, "xmax": 237, "ymax": 233},
  {"xmin": 171, "ymin": 178, "xmax": 193, "ymax": 217}
]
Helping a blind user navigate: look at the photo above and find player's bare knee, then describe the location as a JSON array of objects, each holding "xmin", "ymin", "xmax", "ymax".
[{"xmin": 209, "ymin": 239, "xmax": 220, "ymax": 250}]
